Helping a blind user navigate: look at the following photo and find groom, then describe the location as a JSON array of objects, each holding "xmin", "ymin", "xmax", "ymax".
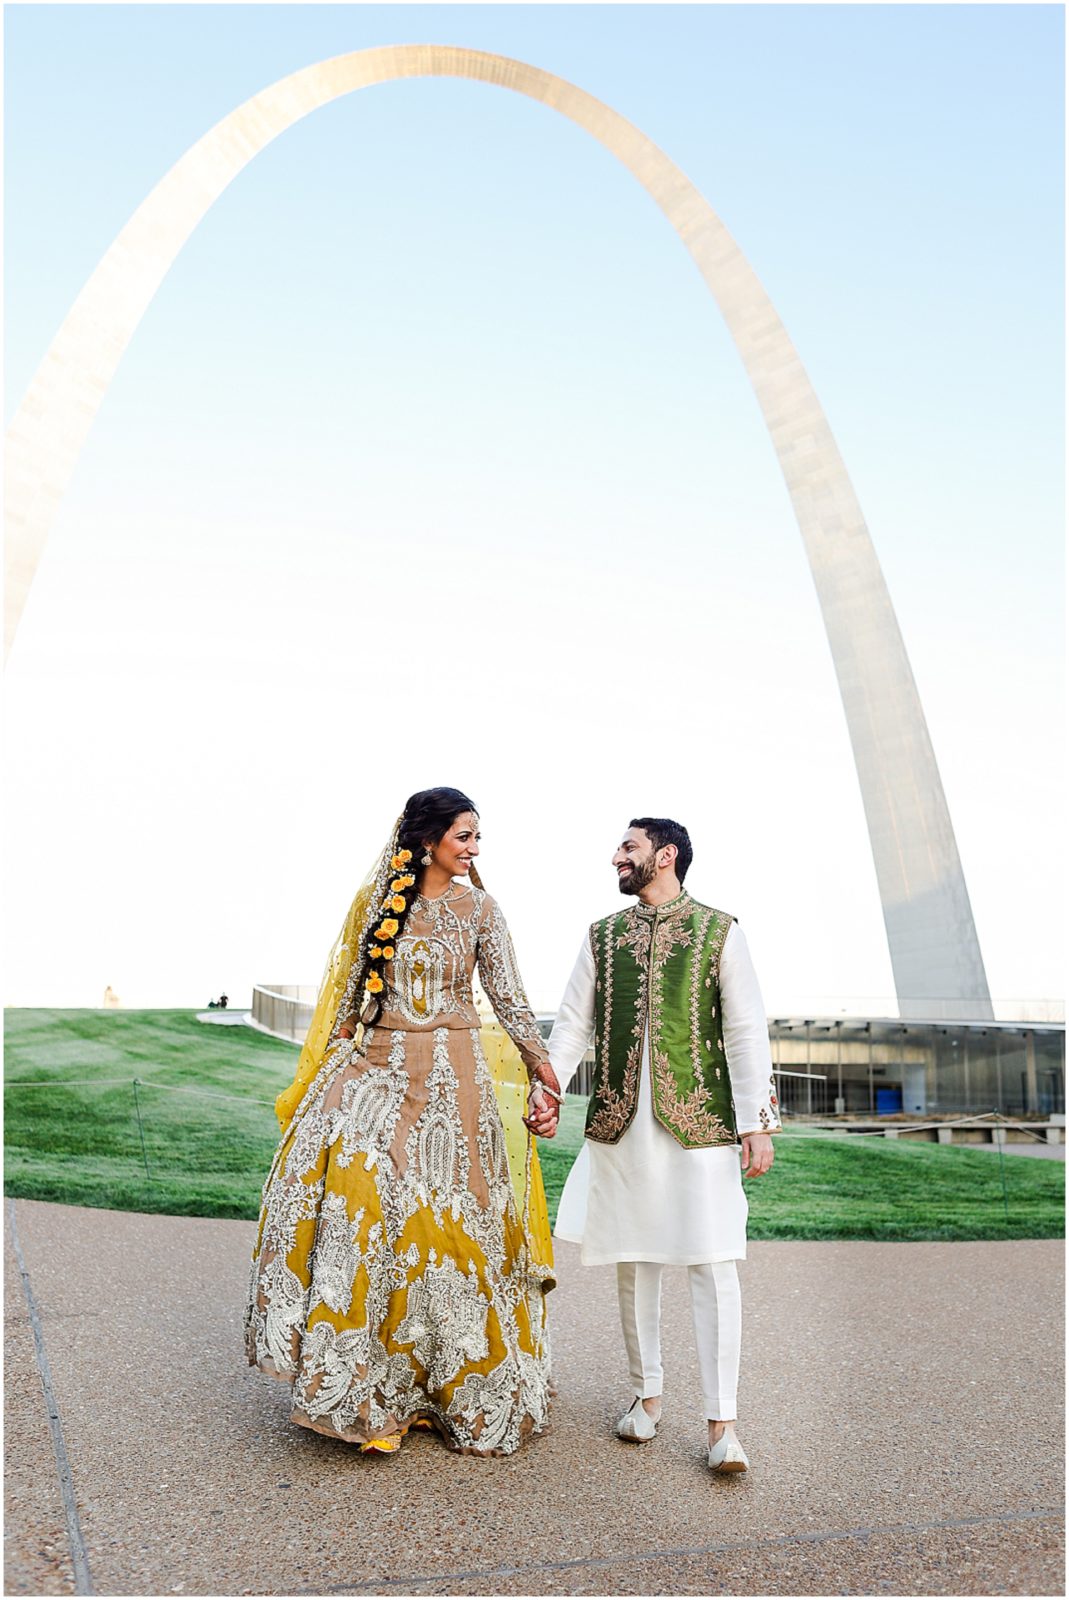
[{"xmin": 547, "ymin": 817, "xmax": 778, "ymax": 1472}]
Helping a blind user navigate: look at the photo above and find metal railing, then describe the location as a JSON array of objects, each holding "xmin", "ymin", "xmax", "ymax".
[
  {"xmin": 251, "ymin": 984, "xmax": 317, "ymax": 1043},
  {"xmin": 548, "ymin": 1053, "xmax": 825, "ymax": 1115}
]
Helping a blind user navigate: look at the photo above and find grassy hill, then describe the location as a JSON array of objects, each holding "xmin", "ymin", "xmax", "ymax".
[{"xmin": 4, "ymin": 1009, "xmax": 1064, "ymax": 1239}]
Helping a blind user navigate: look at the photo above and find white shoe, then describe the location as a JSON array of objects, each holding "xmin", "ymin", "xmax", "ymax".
[
  {"xmin": 708, "ymin": 1430, "xmax": 749, "ymax": 1472},
  {"xmin": 616, "ymin": 1399, "xmax": 659, "ymax": 1442}
]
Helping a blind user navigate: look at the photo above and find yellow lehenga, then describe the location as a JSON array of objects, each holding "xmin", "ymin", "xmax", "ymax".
[{"xmin": 244, "ymin": 870, "xmax": 555, "ymax": 1456}]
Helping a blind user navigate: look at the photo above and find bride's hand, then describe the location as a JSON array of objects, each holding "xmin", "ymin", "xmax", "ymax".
[{"xmin": 533, "ymin": 1061, "xmax": 561, "ymax": 1101}]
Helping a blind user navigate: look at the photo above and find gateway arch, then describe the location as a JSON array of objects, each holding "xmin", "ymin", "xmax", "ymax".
[{"xmin": 3, "ymin": 44, "xmax": 993, "ymax": 1020}]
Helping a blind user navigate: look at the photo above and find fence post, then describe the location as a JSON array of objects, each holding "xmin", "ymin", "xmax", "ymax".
[
  {"xmin": 993, "ymin": 1112, "xmax": 1009, "ymax": 1223},
  {"xmin": 132, "ymin": 1079, "xmax": 151, "ymax": 1181}
]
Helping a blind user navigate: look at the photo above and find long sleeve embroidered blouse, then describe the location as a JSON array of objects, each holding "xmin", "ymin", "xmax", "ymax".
[{"xmin": 340, "ymin": 884, "xmax": 549, "ymax": 1080}]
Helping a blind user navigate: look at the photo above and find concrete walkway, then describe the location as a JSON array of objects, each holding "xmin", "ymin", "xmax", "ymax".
[{"xmin": 5, "ymin": 1199, "xmax": 1063, "ymax": 1596}]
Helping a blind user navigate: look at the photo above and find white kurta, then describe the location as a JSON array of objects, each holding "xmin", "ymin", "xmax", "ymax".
[{"xmin": 549, "ymin": 919, "xmax": 778, "ymax": 1266}]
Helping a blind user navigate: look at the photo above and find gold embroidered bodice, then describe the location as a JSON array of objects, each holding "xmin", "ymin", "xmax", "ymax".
[{"xmin": 340, "ymin": 884, "xmax": 549, "ymax": 1078}]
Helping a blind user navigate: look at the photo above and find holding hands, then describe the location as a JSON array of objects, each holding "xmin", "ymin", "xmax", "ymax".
[{"xmin": 525, "ymin": 1062, "xmax": 562, "ymax": 1138}]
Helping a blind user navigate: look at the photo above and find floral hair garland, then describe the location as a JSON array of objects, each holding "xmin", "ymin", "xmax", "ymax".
[{"xmin": 364, "ymin": 848, "xmax": 414, "ymax": 996}]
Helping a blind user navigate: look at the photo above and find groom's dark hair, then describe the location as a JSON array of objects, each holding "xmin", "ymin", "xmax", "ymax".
[{"xmin": 630, "ymin": 817, "xmax": 693, "ymax": 883}]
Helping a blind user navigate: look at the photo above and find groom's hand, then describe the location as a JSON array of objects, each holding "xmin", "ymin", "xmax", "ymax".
[{"xmin": 741, "ymin": 1132, "xmax": 774, "ymax": 1177}]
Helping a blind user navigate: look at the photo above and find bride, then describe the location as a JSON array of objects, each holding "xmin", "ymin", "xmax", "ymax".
[{"xmin": 244, "ymin": 787, "xmax": 561, "ymax": 1456}]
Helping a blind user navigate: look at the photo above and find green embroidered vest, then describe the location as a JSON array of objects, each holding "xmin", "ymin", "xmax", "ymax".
[{"xmin": 586, "ymin": 891, "xmax": 737, "ymax": 1149}]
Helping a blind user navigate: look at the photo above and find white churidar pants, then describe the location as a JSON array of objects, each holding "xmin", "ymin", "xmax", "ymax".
[{"xmin": 617, "ymin": 1260, "xmax": 742, "ymax": 1420}]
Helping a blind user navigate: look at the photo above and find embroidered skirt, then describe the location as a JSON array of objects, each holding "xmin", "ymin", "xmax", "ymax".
[{"xmin": 244, "ymin": 1023, "xmax": 554, "ymax": 1455}]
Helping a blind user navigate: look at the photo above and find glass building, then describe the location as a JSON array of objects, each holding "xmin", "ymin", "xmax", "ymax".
[
  {"xmin": 535, "ymin": 1013, "xmax": 1065, "ymax": 1120},
  {"xmin": 767, "ymin": 1017, "xmax": 1065, "ymax": 1118}
]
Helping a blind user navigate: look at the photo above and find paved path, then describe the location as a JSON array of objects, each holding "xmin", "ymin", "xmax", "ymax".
[{"xmin": 5, "ymin": 1200, "xmax": 1063, "ymax": 1596}]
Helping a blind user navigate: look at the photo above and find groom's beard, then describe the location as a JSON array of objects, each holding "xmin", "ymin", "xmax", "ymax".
[{"xmin": 617, "ymin": 853, "xmax": 658, "ymax": 896}]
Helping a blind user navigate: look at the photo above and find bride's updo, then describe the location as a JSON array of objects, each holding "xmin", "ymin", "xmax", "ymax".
[{"xmin": 358, "ymin": 786, "xmax": 480, "ymax": 1026}]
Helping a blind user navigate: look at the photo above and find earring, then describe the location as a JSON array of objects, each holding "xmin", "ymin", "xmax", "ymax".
[{"xmin": 422, "ymin": 850, "xmax": 432, "ymax": 866}]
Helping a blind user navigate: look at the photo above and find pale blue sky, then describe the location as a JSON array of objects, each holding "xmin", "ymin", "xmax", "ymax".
[{"xmin": 5, "ymin": 4, "xmax": 1064, "ymax": 1014}]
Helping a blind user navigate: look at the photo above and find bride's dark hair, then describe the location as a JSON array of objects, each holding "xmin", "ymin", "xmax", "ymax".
[{"xmin": 358, "ymin": 786, "xmax": 481, "ymax": 1027}]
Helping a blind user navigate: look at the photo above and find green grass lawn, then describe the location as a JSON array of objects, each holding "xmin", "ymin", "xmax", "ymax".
[
  {"xmin": 4, "ymin": 1009, "xmax": 297, "ymax": 1219},
  {"xmin": 5, "ymin": 1009, "xmax": 1064, "ymax": 1239}
]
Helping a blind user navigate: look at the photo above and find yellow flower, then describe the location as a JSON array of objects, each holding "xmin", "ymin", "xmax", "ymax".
[
  {"xmin": 382, "ymin": 946, "xmax": 395, "ymax": 961},
  {"xmin": 379, "ymin": 918, "xmax": 399, "ymax": 937},
  {"xmin": 365, "ymin": 973, "xmax": 384, "ymax": 994},
  {"xmin": 390, "ymin": 878, "xmax": 404, "ymax": 892},
  {"xmin": 397, "ymin": 849, "xmax": 412, "ymax": 864},
  {"xmin": 370, "ymin": 946, "xmax": 383, "ymax": 961},
  {"xmin": 390, "ymin": 895, "xmax": 406, "ymax": 913}
]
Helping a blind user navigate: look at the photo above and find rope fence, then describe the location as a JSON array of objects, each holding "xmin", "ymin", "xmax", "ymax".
[
  {"xmin": 6, "ymin": 1077, "xmax": 1060, "ymax": 1201},
  {"xmin": 771, "ymin": 1109, "xmax": 1062, "ymax": 1223},
  {"xmin": 778, "ymin": 1109, "xmax": 1054, "ymax": 1144},
  {"xmin": 4, "ymin": 1075, "xmax": 281, "ymax": 1191},
  {"xmin": 6, "ymin": 1076, "xmax": 275, "ymax": 1104}
]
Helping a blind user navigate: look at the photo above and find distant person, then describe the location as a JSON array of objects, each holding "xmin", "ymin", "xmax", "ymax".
[
  {"xmin": 103, "ymin": 986, "xmax": 120, "ymax": 1008},
  {"xmin": 218, "ymin": 993, "xmax": 228, "ymax": 1009},
  {"xmin": 245, "ymin": 787, "xmax": 560, "ymax": 1456},
  {"xmin": 548, "ymin": 817, "xmax": 778, "ymax": 1473}
]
